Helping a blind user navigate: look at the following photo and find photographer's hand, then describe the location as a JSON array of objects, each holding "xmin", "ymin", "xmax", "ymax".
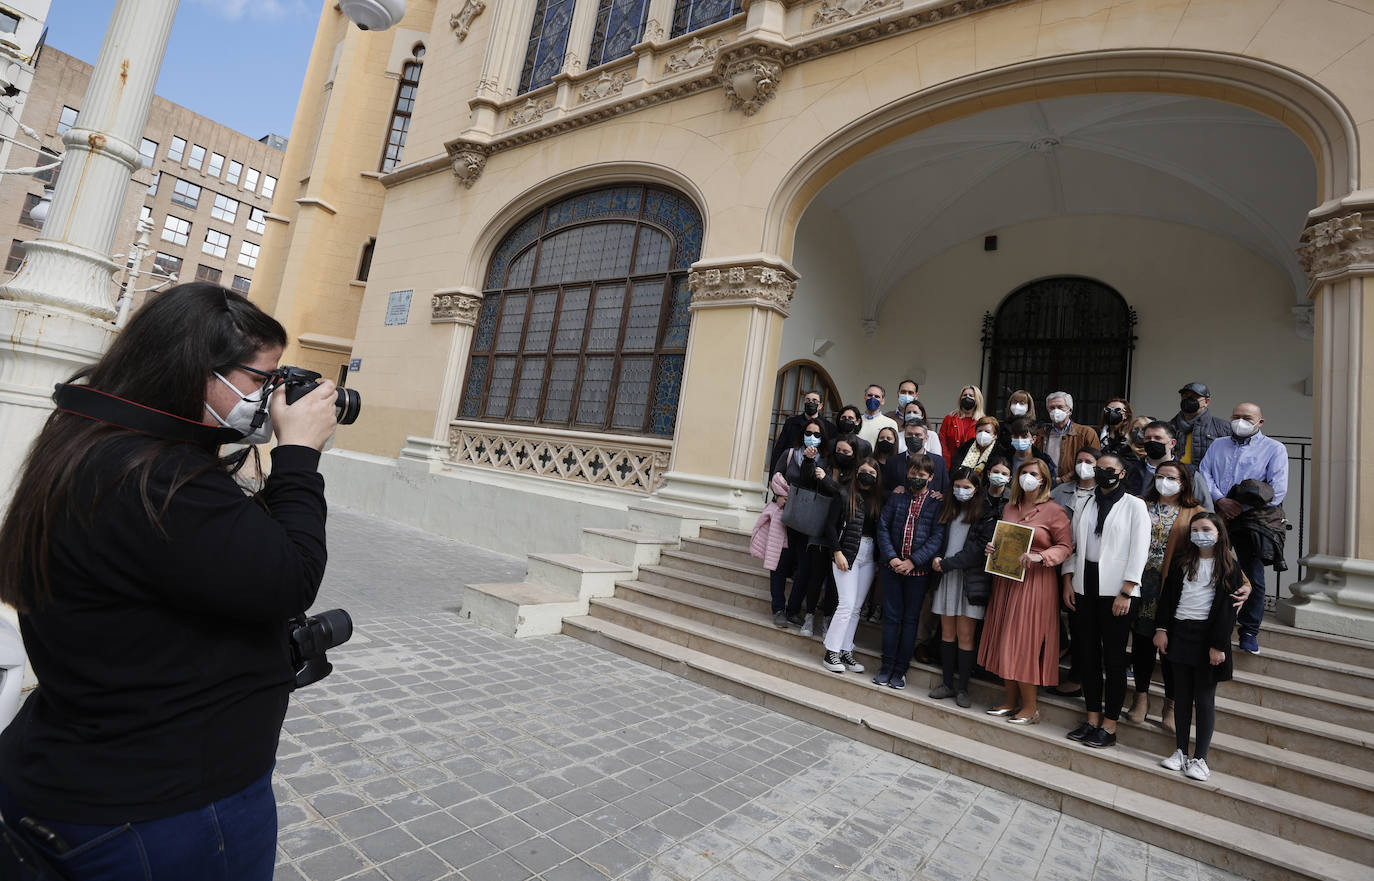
[{"xmin": 272, "ymin": 379, "xmax": 339, "ymax": 451}]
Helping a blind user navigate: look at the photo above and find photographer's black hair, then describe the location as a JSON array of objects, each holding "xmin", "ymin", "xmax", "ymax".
[{"xmin": 0, "ymin": 284, "xmax": 288, "ymax": 612}]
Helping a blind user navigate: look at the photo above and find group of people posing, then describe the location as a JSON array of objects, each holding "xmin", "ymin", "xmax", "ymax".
[{"xmin": 756, "ymin": 380, "xmax": 1289, "ymax": 783}]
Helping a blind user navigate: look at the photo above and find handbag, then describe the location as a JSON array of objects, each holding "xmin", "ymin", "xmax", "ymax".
[{"xmin": 781, "ymin": 483, "xmax": 831, "ymax": 538}]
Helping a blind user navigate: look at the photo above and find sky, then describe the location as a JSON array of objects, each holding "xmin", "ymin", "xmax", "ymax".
[{"xmin": 45, "ymin": 0, "xmax": 322, "ymax": 140}]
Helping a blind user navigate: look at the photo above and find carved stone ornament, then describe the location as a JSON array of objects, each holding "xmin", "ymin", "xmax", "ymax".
[
  {"xmin": 445, "ymin": 140, "xmax": 490, "ymax": 187},
  {"xmin": 432, "ymin": 291, "xmax": 482, "ymax": 324},
  {"xmin": 812, "ymin": 0, "xmax": 896, "ymax": 26},
  {"xmin": 448, "ymin": 424, "xmax": 671, "ymax": 493},
  {"xmin": 449, "ymin": 0, "xmax": 485, "ymax": 41},
  {"xmin": 720, "ymin": 51, "xmax": 784, "ymax": 116},
  {"xmin": 508, "ymin": 96, "xmax": 553, "ymax": 127},
  {"xmin": 579, "ymin": 70, "xmax": 630, "ymax": 104},
  {"xmin": 1296, "ymin": 212, "xmax": 1374, "ymax": 278},
  {"xmin": 665, "ymin": 37, "xmax": 724, "ymax": 74},
  {"xmin": 645, "ymin": 19, "xmax": 665, "ymax": 42},
  {"xmin": 688, "ymin": 262, "xmax": 798, "ymax": 314}
]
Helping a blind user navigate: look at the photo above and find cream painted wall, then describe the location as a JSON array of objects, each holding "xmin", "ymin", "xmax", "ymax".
[{"xmin": 780, "ymin": 213, "xmax": 1315, "ymax": 439}]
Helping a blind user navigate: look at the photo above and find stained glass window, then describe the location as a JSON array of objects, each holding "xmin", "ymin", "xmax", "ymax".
[
  {"xmin": 519, "ymin": 0, "xmax": 577, "ymax": 95},
  {"xmin": 462, "ymin": 184, "xmax": 703, "ymax": 436},
  {"xmin": 589, "ymin": 0, "xmax": 649, "ymax": 70},
  {"xmin": 670, "ymin": 0, "xmax": 742, "ymax": 38}
]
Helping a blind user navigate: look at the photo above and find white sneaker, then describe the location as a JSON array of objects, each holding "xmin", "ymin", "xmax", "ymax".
[
  {"xmin": 1160, "ymin": 749, "xmax": 1186, "ymax": 772},
  {"xmin": 800, "ymin": 614, "xmax": 813, "ymax": 637},
  {"xmin": 1184, "ymin": 758, "xmax": 1211, "ymax": 781}
]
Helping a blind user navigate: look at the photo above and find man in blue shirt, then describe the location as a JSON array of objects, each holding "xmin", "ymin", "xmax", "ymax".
[{"xmin": 1198, "ymin": 402, "xmax": 1288, "ymax": 654}]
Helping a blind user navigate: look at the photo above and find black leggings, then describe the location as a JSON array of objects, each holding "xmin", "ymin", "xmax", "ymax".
[
  {"xmin": 786, "ymin": 545, "xmax": 837, "ymax": 617},
  {"xmin": 1132, "ymin": 635, "xmax": 1175, "ymax": 698},
  {"xmin": 1171, "ymin": 660, "xmax": 1218, "ymax": 759},
  {"xmin": 1074, "ymin": 563, "xmax": 1139, "ymax": 720}
]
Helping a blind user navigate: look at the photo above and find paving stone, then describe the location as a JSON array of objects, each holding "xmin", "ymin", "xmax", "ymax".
[{"xmin": 293, "ymin": 844, "xmax": 371, "ymax": 881}]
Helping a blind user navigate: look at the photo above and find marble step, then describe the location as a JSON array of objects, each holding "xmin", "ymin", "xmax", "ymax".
[
  {"xmin": 563, "ymin": 613, "xmax": 1371, "ymax": 881},
  {"xmin": 697, "ymin": 525, "xmax": 752, "ymax": 550},
  {"xmin": 457, "ymin": 582, "xmax": 584, "ymax": 637},
  {"xmin": 680, "ymin": 536, "xmax": 760, "ymax": 569}
]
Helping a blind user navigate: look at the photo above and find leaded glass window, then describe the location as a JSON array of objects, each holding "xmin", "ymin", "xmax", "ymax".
[
  {"xmin": 381, "ymin": 61, "xmax": 423, "ymax": 172},
  {"xmin": 519, "ymin": 0, "xmax": 576, "ymax": 94},
  {"xmin": 670, "ymin": 0, "xmax": 742, "ymax": 38},
  {"xmin": 589, "ymin": 0, "xmax": 649, "ymax": 69},
  {"xmin": 461, "ymin": 184, "xmax": 703, "ymax": 436}
]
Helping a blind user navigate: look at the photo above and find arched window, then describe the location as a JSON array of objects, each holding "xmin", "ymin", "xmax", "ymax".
[
  {"xmin": 983, "ymin": 276, "xmax": 1137, "ymax": 420},
  {"xmin": 767, "ymin": 359, "xmax": 841, "ymax": 464},
  {"xmin": 670, "ymin": 0, "xmax": 742, "ymax": 37},
  {"xmin": 520, "ymin": 0, "xmax": 576, "ymax": 94},
  {"xmin": 380, "ymin": 52, "xmax": 423, "ymax": 172},
  {"xmin": 589, "ymin": 0, "xmax": 650, "ymax": 69},
  {"xmin": 460, "ymin": 184, "xmax": 704, "ymax": 436},
  {"xmin": 356, "ymin": 238, "xmax": 375, "ymax": 283}
]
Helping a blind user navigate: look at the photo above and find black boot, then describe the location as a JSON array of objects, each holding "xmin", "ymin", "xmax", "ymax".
[
  {"xmin": 956, "ymin": 648, "xmax": 976, "ymax": 707},
  {"xmin": 928, "ymin": 640, "xmax": 958, "ymax": 699}
]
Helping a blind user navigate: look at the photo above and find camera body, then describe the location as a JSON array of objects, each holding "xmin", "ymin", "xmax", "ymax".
[
  {"xmin": 288, "ymin": 609, "xmax": 353, "ymax": 689},
  {"xmin": 271, "ymin": 365, "xmax": 362, "ymax": 425}
]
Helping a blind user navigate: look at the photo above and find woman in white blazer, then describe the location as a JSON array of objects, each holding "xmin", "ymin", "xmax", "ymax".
[{"xmin": 1060, "ymin": 453, "xmax": 1151, "ymax": 749}]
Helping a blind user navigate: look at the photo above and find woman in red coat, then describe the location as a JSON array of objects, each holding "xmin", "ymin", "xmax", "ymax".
[
  {"xmin": 939, "ymin": 385, "xmax": 984, "ymax": 457},
  {"xmin": 979, "ymin": 457, "xmax": 1074, "ymax": 725}
]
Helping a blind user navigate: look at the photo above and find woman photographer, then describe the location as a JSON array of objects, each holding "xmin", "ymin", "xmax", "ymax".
[{"xmin": 0, "ymin": 284, "xmax": 340, "ymax": 880}]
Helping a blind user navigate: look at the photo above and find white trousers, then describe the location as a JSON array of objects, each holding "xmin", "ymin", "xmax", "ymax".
[{"xmin": 825, "ymin": 537, "xmax": 875, "ymax": 653}]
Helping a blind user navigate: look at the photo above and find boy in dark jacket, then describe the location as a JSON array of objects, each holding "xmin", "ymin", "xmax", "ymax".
[{"xmin": 873, "ymin": 455, "xmax": 946, "ymax": 689}]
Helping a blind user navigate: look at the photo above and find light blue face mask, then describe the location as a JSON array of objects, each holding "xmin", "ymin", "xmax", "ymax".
[
  {"xmin": 897, "ymin": 394, "xmax": 914, "ymax": 407},
  {"xmin": 1012, "ymin": 437, "xmax": 1032, "ymax": 451},
  {"xmin": 803, "ymin": 435, "xmax": 821, "ymax": 449},
  {"xmin": 1190, "ymin": 532, "xmax": 1218, "ymax": 548}
]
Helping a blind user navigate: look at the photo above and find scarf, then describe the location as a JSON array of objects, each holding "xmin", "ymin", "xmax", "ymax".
[
  {"xmin": 960, "ymin": 441, "xmax": 992, "ymax": 473},
  {"xmin": 900, "ymin": 490, "xmax": 929, "ymax": 570},
  {"xmin": 1095, "ymin": 485, "xmax": 1125, "ymax": 536}
]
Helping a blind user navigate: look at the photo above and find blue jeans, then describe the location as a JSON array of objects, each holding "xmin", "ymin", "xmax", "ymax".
[
  {"xmin": 0, "ymin": 770, "xmax": 276, "ymax": 881},
  {"xmin": 1235, "ymin": 546, "xmax": 1267, "ymax": 638},
  {"xmin": 880, "ymin": 569, "xmax": 932, "ymax": 677}
]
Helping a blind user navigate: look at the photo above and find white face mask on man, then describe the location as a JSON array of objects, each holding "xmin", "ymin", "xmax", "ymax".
[{"xmin": 205, "ymin": 372, "xmax": 273, "ymax": 444}]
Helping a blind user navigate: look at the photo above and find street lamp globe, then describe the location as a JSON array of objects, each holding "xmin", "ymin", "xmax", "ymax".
[{"xmin": 339, "ymin": 0, "xmax": 406, "ymax": 30}]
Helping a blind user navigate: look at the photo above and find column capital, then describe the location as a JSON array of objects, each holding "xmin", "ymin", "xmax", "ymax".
[
  {"xmin": 687, "ymin": 254, "xmax": 799, "ymax": 315},
  {"xmin": 1297, "ymin": 209, "xmax": 1374, "ymax": 282},
  {"xmin": 431, "ymin": 287, "xmax": 483, "ymax": 324}
]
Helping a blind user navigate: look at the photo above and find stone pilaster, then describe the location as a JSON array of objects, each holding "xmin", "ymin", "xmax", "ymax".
[{"xmin": 427, "ymin": 288, "xmax": 485, "ymax": 445}]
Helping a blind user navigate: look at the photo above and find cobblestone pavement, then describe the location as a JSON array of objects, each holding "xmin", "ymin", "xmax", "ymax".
[{"xmin": 273, "ymin": 509, "xmax": 1251, "ymax": 881}]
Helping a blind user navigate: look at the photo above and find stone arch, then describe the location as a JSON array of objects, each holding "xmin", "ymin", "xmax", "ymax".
[{"xmin": 764, "ymin": 50, "xmax": 1360, "ymax": 264}]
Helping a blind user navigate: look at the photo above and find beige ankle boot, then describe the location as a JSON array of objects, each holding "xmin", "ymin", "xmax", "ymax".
[
  {"xmin": 1160, "ymin": 698, "xmax": 1175, "ymax": 734},
  {"xmin": 1126, "ymin": 690, "xmax": 1149, "ymax": 724}
]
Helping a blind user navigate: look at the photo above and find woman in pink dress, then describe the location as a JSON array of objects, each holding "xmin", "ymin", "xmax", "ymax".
[{"xmin": 979, "ymin": 458, "xmax": 1074, "ymax": 724}]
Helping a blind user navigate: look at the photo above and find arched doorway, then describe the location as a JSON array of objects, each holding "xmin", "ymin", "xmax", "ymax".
[
  {"xmin": 767, "ymin": 359, "xmax": 841, "ymax": 464},
  {"xmin": 982, "ymin": 276, "xmax": 1136, "ymax": 420}
]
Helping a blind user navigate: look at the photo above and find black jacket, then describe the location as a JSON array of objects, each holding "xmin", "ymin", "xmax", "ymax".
[
  {"xmin": 937, "ymin": 504, "xmax": 1000, "ymax": 605},
  {"xmin": 827, "ymin": 487, "xmax": 877, "ymax": 566},
  {"xmin": 0, "ymin": 439, "xmax": 328, "ymax": 824},
  {"xmin": 1156, "ymin": 555, "xmax": 1241, "ymax": 682},
  {"xmin": 1170, "ymin": 409, "xmax": 1231, "ymax": 463},
  {"xmin": 770, "ymin": 413, "xmax": 836, "ymax": 472},
  {"xmin": 772, "ymin": 445, "xmax": 827, "ymax": 486}
]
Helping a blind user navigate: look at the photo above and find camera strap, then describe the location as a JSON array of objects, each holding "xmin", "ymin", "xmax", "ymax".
[{"xmin": 53, "ymin": 384, "xmax": 242, "ymax": 447}]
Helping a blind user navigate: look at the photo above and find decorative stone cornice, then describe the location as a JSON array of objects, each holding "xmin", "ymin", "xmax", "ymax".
[
  {"xmin": 665, "ymin": 37, "xmax": 724, "ymax": 74},
  {"xmin": 579, "ymin": 70, "xmax": 631, "ymax": 104},
  {"xmin": 431, "ymin": 288, "xmax": 482, "ymax": 324},
  {"xmin": 1297, "ymin": 212, "xmax": 1374, "ymax": 279},
  {"xmin": 449, "ymin": 0, "xmax": 485, "ymax": 41},
  {"xmin": 716, "ymin": 44, "xmax": 786, "ymax": 115},
  {"xmin": 445, "ymin": 139, "xmax": 491, "ymax": 188},
  {"xmin": 688, "ymin": 257, "xmax": 799, "ymax": 315}
]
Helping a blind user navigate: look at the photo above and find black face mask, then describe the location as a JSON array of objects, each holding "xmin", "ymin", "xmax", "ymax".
[
  {"xmin": 960, "ymin": 396, "xmax": 976, "ymax": 410},
  {"xmin": 1180, "ymin": 398, "xmax": 1201, "ymax": 415},
  {"xmin": 1094, "ymin": 467, "xmax": 1122, "ymax": 490},
  {"xmin": 856, "ymin": 472, "xmax": 877, "ymax": 491},
  {"xmin": 839, "ymin": 419, "xmax": 859, "ymax": 434},
  {"xmin": 803, "ymin": 401, "xmax": 818, "ymax": 416},
  {"xmin": 905, "ymin": 435, "xmax": 924, "ymax": 452},
  {"xmin": 875, "ymin": 439, "xmax": 895, "ymax": 455},
  {"xmin": 1104, "ymin": 408, "xmax": 1125, "ymax": 426},
  {"xmin": 1143, "ymin": 440, "xmax": 1168, "ymax": 460},
  {"xmin": 906, "ymin": 476, "xmax": 928, "ymax": 493},
  {"xmin": 834, "ymin": 452, "xmax": 856, "ymax": 470}
]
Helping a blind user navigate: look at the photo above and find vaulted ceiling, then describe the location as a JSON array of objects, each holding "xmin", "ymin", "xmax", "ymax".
[{"xmin": 806, "ymin": 93, "xmax": 1318, "ymax": 316}]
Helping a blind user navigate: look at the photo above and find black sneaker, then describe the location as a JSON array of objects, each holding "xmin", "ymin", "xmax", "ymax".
[
  {"xmin": 839, "ymin": 651, "xmax": 864, "ymax": 673},
  {"xmin": 773, "ymin": 611, "xmax": 788, "ymax": 629},
  {"xmin": 786, "ymin": 613, "xmax": 805, "ymax": 628},
  {"xmin": 1083, "ymin": 726, "xmax": 1118, "ymax": 749},
  {"xmin": 872, "ymin": 670, "xmax": 891, "ymax": 686},
  {"xmin": 822, "ymin": 650, "xmax": 846, "ymax": 672},
  {"xmin": 1066, "ymin": 721, "xmax": 1095, "ymax": 742},
  {"xmin": 955, "ymin": 691, "xmax": 971, "ymax": 708},
  {"xmin": 928, "ymin": 684, "xmax": 956, "ymax": 700},
  {"xmin": 889, "ymin": 675, "xmax": 906, "ymax": 690}
]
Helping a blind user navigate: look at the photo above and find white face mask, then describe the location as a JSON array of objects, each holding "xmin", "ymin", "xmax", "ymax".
[
  {"xmin": 205, "ymin": 372, "xmax": 273, "ymax": 444},
  {"xmin": 952, "ymin": 486, "xmax": 975, "ymax": 502},
  {"xmin": 1075, "ymin": 461, "xmax": 1096, "ymax": 480},
  {"xmin": 987, "ymin": 472, "xmax": 1010, "ymax": 487},
  {"xmin": 1191, "ymin": 531, "xmax": 1218, "ymax": 548},
  {"xmin": 975, "ymin": 430, "xmax": 994, "ymax": 448},
  {"xmin": 1049, "ymin": 407, "xmax": 1068, "ymax": 424},
  {"xmin": 1156, "ymin": 477, "xmax": 1182, "ymax": 497},
  {"xmin": 1009, "ymin": 402, "xmax": 1028, "ymax": 417},
  {"xmin": 1019, "ymin": 473, "xmax": 1041, "ymax": 492},
  {"xmin": 1231, "ymin": 418, "xmax": 1257, "ymax": 438},
  {"xmin": 1011, "ymin": 437, "xmax": 1032, "ymax": 452}
]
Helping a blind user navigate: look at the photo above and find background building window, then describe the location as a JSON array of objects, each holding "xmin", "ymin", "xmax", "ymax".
[
  {"xmin": 380, "ymin": 62, "xmax": 422, "ymax": 173},
  {"xmin": 140, "ymin": 205, "xmax": 152, "ymax": 225},
  {"xmin": 196, "ymin": 264, "xmax": 222, "ymax": 283},
  {"xmin": 243, "ymin": 167, "xmax": 259, "ymax": 192},
  {"xmin": 589, "ymin": 0, "xmax": 648, "ymax": 69},
  {"xmin": 0, "ymin": 11, "xmax": 19, "ymax": 33},
  {"xmin": 238, "ymin": 241, "xmax": 259, "ymax": 268},
  {"xmin": 232, "ymin": 275, "xmax": 251, "ymax": 293},
  {"xmin": 168, "ymin": 136, "xmax": 186, "ymax": 162},
  {"xmin": 139, "ymin": 138, "xmax": 158, "ymax": 167},
  {"xmin": 147, "ymin": 171, "xmax": 160, "ymax": 196},
  {"xmin": 57, "ymin": 106, "xmax": 78, "ymax": 135},
  {"xmin": 202, "ymin": 228, "xmax": 230, "ymax": 258},
  {"xmin": 188, "ymin": 144, "xmax": 205, "ymax": 170},
  {"xmin": 5, "ymin": 240, "xmax": 25, "ymax": 273},
  {"xmin": 18, "ymin": 193, "xmax": 43, "ymax": 228},
  {"xmin": 356, "ymin": 238, "xmax": 375, "ymax": 282},
  {"xmin": 519, "ymin": 0, "xmax": 574, "ymax": 94},
  {"xmin": 161, "ymin": 214, "xmax": 190, "ymax": 246},
  {"xmin": 461, "ymin": 184, "xmax": 701, "ymax": 436},
  {"xmin": 208, "ymin": 152, "xmax": 224, "ymax": 177},
  {"xmin": 34, "ymin": 148, "xmax": 59, "ymax": 185},
  {"xmin": 211, "ymin": 193, "xmax": 239, "ymax": 223},
  {"xmin": 153, "ymin": 252, "xmax": 182, "ymax": 277},
  {"xmin": 670, "ymin": 0, "xmax": 741, "ymax": 37},
  {"xmin": 226, "ymin": 160, "xmax": 242, "ymax": 185},
  {"xmin": 170, "ymin": 177, "xmax": 201, "ymax": 209},
  {"xmin": 246, "ymin": 207, "xmax": 266, "ymax": 234},
  {"xmin": 261, "ymin": 175, "xmax": 276, "ymax": 199}
]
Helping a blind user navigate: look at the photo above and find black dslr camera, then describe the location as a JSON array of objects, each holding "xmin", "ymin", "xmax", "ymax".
[
  {"xmin": 288, "ymin": 609, "xmax": 353, "ymax": 689},
  {"xmin": 273, "ymin": 366, "xmax": 362, "ymax": 425}
]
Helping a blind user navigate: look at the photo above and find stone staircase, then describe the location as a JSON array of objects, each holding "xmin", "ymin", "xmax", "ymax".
[{"xmin": 563, "ymin": 525, "xmax": 1374, "ymax": 881}]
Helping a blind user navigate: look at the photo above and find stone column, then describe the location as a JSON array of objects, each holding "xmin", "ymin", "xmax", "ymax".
[
  {"xmin": 0, "ymin": 0, "xmax": 179, "ymax": 495},
  {"xmin": 399, "ymin": 287, "xmax": 483, "ymax": 469},
  {"xmin": 1280, "ymin": 206, "xmax": 1374, "ymax": 638},
  {"xmin": 655, "ymin": 255, "xmax": 797, "ymax": 525}
]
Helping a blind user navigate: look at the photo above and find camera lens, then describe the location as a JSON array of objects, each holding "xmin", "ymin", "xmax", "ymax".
[
  {"xmin": 313, "ymin": 609, "xmax": 353, "ymax": 649},
  {"xmin": 334, "ymin": 388, "xmax": 362, "ymax": 425}
]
